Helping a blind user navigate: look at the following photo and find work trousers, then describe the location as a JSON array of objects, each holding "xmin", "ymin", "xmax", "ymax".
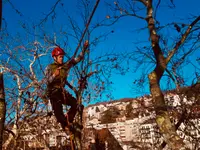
[{"xmin": 49, "ymin": 88, "xmax": 77, "ymax": 129}]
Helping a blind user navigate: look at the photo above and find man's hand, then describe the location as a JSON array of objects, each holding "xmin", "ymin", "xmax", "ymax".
[
  {"xmin": 53, "ymin": 67, "xmax": 61, "ymax": 77},
  {"xmin": 83, "ymin": 40, "xmax": 89, "ymax": 49}
]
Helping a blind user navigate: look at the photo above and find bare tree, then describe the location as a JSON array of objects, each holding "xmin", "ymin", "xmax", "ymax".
[
  {"xmin": 104, "ymin": 0, "xmax": 200, "ymax": 149},
  {"xmin": 0, "ymin": 0, "xmax": 129, "ymax": 149}
]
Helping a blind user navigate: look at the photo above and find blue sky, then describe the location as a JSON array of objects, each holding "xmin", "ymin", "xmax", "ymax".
[{"xmin": 2, "ymin": 0, "xmax": 200, "ymax": 102}]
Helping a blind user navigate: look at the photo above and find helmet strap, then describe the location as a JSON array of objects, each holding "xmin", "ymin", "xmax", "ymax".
[{"xmin": 53, "ymin": 56, "xmax": 59, "ymax": 64}]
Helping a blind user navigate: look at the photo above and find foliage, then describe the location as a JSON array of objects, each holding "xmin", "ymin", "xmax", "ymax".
[
  {"xmin": 100, "ymin": 106, "xmax": 120, "ymax": 124},
  {"xmin": 125, "ymin": 102, "xmax": 139, "ymax": 119}
]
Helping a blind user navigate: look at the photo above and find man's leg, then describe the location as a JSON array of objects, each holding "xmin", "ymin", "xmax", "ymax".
[
  {"xmin": 50, "ymin": 90, "xmax": 67, "ymax": 129},
  {"xmin": 64, "ymin": 92, "xmax": 78, "ymax": 123}
]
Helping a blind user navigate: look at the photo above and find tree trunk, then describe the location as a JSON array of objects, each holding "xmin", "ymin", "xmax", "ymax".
[
  {"xmin": 0, "ymin": 0, "xmax": 2, "ymax": 29},
  {"xmin": 145, "ymin": 0, "xmax": 186, "ymax": 148},
  {"xmin": 0, "ymin": 73, "xmax": 6, "ymax": 149},
  {"xmin": 148, "ymin": 70, "xmax": 185, "ymax": 149},
  {"xmin": 73, "ymin": 95, "xmax": 84, "ymax": 150}
]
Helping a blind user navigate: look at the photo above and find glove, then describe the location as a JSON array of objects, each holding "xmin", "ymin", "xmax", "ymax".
[{"xmin": 84, "ymin": 40, "xmax": 89, "ymax": 49}]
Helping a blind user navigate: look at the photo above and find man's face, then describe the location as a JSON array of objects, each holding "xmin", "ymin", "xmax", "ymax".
[{"xmin": 54, "ymin": 55, "xmax": 64, "ymax": 64}]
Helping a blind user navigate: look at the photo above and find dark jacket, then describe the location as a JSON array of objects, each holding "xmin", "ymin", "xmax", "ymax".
[{"xmin": 45, "ymin": 63, "xmax": 69, "ymax": 90}]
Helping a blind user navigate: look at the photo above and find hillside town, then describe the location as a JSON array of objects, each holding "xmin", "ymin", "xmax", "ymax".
[
  {"xmin": 83, "ymin": 92, "xmax": 200, "ymax": 150},
  {"xmin": 7, "ymin": 87, "xmax": 199, "ymax": 150}
]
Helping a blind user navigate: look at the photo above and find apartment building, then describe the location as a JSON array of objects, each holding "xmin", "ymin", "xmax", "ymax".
[{"xmin": 83, "ymin": 91, "xmax": 200, "ymax": 149}]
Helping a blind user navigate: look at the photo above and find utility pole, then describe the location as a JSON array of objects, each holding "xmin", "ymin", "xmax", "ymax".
[{"xmin": 0, "ymin": 73, "xmax": 6, "ymax": 149}]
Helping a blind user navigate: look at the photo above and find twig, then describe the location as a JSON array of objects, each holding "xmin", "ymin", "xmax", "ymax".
[{"xmin": 73, "ymin": 0, "xmax": 100, "ymax": 58}]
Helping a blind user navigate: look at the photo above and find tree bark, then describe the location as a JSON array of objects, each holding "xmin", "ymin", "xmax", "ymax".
[
  {"xmin": 145, "ymin": 1, "xmax": 186, "ymax": 149},
  {"xmin": 148, "ymin": 71, "xmax": 185, "ymax": 149},
  {"xmin": 0, "ymin": 73, "xmax": 6, "ymax": 149},
  {"xmin": 73, "ymin": 93, "xmax": 84, "ymax": 150},
  {"xmin": 0, "ymin": 0, "xmax": 2, "ymax": 29}
]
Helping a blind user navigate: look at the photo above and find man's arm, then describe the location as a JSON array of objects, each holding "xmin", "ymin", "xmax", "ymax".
[
  {"xmin": 64, "ymin": 40, "xmax": 89, "ymax": 69},
  {"xmin": 44, "ymin": 65, "xmax": 61, "ymax": 84},
  {"xmin": 44, "ymin": 65, "xmax": 55, "ymax": 84}
]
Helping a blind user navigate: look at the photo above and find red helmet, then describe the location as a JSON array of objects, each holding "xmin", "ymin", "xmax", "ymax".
[{"xmin": 51, "ymin": 47, "xmax": 65, "ymax": 57}]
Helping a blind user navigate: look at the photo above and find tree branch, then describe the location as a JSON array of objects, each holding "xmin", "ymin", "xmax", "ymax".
[
  {"xmin": 37, "ymin": 0, "xmax": 61, "ymax": 27},
  {"xmin": 166, "ymin": 16, "xmax": 200, "ymax": 63},
  {"xmin": 73, "ymin": 0, "xmax": 100, "ymax": 58}
]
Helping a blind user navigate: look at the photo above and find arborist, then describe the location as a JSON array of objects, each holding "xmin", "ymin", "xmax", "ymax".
[{"xmin": 45, "ymin": 41, "xmax": 89, "ymax": 131}]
